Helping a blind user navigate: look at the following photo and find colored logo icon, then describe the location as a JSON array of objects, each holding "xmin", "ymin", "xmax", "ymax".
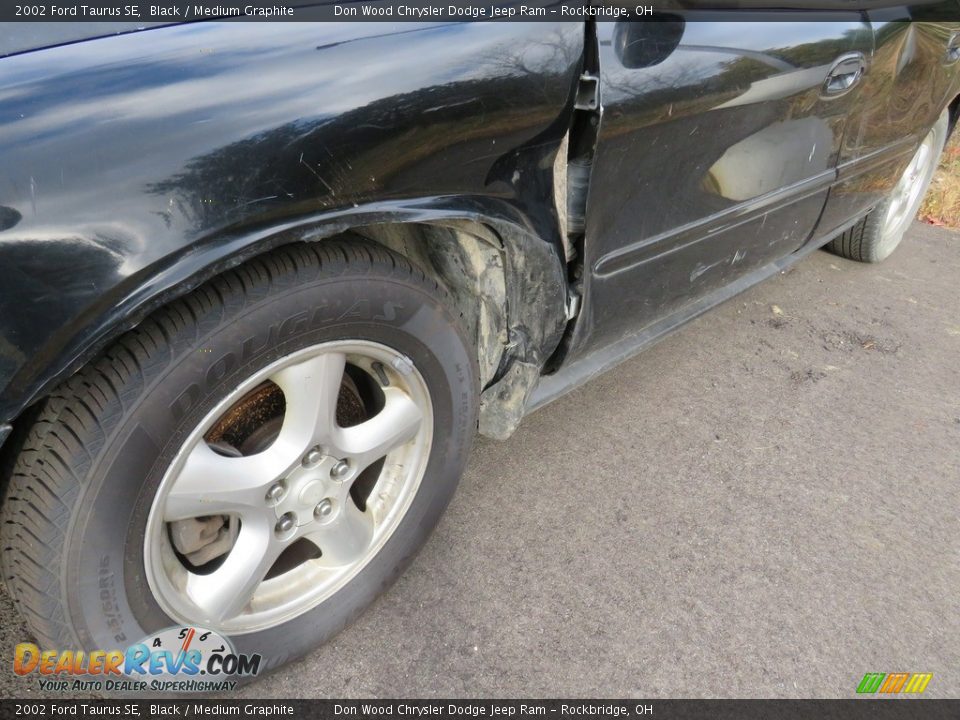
[{"xmin": 856, "ymin": 672, "xmax": 932, "ymax": 694}]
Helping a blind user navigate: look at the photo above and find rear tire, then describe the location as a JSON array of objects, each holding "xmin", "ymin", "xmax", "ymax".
[
  {"xmin": 1, "ymin": 240, "xmax": 478, "ymax": 681},
  {"xmin": 827, "ymin": 108, "xmax": 949, "ymax": 263}
]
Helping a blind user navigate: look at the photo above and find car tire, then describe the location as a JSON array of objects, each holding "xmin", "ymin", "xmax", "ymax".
[
  {"xmin": 0, "ymin": 239, "xmax": 478, "ymax": 679},
  {"xmin": 826, "ymin": 108, "xmax": 949, "ymax": 263}
]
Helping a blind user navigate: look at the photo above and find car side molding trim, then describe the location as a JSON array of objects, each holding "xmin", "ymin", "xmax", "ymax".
[
  {"xmin": 593, "ymin": 168, "xmax": 836, "ymax": 279},
  {"xmin": 835, "ymin": 136, "xmax": 919, "ymax": 183}
]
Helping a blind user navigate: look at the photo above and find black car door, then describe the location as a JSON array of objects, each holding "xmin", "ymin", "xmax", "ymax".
[{"xmin": 567, "ymin": 13, "xmax": 873, "ymax": 360}]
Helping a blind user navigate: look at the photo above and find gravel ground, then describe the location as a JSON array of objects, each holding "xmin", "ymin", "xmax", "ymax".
[{"xmin": 1, "ymin": 222, "xmax": 958, "ymax": 699}]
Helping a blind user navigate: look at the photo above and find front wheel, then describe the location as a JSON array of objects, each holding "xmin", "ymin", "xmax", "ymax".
[
  {"xmin": 1, "ymin": 240, "xmax": 478, "ymax": 678},
  {"xmin": 827, "ymin": 108, "xmax": 949, "ymax": 263}
]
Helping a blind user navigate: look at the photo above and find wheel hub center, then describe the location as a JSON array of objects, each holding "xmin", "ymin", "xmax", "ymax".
[
  {"xmin": 272, "ymin": 457, "xmax": 349, "ymax": 526},
  {"xmin": 298, "ymin": 480, "xmax": 325, "ymax": 507}
]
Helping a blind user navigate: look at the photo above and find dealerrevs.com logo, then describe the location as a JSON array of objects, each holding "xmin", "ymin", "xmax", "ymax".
[{"xmin": 14, "ymin": 626, "xmax": 261, "ymax": 693}]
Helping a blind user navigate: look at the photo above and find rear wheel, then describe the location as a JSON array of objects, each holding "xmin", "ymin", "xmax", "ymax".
[
  {"xmin": 827, "ymin": 109, "xmax": 949, "ymax": 263},
  {"xmin": 1, "ymin": 240, "xmax": 478, "ymax": 676}
]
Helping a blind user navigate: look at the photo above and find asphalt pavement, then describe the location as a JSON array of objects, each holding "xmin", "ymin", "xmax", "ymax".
[{"xmin": 2, "ymin": 222, "xmax": 958, "ymax": 699}]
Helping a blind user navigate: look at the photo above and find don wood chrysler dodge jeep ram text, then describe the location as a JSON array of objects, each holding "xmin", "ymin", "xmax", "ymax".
[{"xmin": 0, "ymin": 10, "xmax": 957, "ymax": 681}]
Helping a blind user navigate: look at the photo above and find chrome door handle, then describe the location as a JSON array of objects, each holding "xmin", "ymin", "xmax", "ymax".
[{"xmin": 823, "ymin": 52, "xmax": 866, "ymax": 97}]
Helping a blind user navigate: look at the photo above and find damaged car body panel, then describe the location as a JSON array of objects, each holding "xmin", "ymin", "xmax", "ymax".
[
  {"xmin": 2, "ymin": 13, "xmax": 960, "ymax": 446},
  {"xmin": 0, "ymin": 21, "xmax": 582, "ymax": 440}
]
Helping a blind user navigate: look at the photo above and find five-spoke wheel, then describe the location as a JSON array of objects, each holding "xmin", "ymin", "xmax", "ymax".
[{"xmin": 145, "ymin": 341, "xmax": 433, "ymax": 633}]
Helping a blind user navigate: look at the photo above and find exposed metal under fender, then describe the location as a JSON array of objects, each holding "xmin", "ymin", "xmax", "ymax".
[
  {"xmin": 544, "ymin": 19, "xmax": 602, "ymax": 373},
  {"xmin": 0, "ymin": 423, "xmax": 10, "ymax": 451},
  {"xmin": 479, "ymin": 360, "xmax": 541, "ymax": 439},
  {"xmin": 350, "ymin": 216, "xmax": 568, "ymax": 441},
  {"xmin": 479, "ymin": 22, "xmax": 598, "ymax": 437},
  {"xmin": 473, "ymin": 220, "xmax": 568, "ymax": 440},
  {"xmin": 355, "ymin": 221, "xmax": 509, "ymax": 390}
]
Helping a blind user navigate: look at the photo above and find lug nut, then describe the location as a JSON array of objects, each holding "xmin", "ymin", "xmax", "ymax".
[
  {"xmin": 265, "ymin": 481, "xmax": 286, "ymax": 504},
  {"xmin": 275, "ymin": 512, "xmax": 296, "ymax": 536},
  {"xmin": 302, "ymin": 446, "xmax": 323, "ymax": 467},
  {"xmin": 314, "ymin": 499, "xmax": 334, "ymax": 519},
  {"xmin": 330, "ymin": 460, "xmax": 350, "ymax": 480}
]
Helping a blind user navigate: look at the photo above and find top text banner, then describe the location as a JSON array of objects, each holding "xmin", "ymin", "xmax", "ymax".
[{"xmin": 4, "ymin": 1, "xmax": 960, "ymax": 24}]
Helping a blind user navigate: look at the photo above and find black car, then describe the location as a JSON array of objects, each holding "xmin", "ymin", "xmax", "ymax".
[{"xmin": 0, "ymin": 11, "xmax": 957, "ymax": 681}]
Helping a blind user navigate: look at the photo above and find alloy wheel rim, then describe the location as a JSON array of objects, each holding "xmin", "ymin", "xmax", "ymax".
[
  {"xmin": 880, "ymin": 130, "xmax": 938, "ymax": 251},
  {"xmin": 143, "ymin": 340, "xmax": 433, "ymax": 634}
]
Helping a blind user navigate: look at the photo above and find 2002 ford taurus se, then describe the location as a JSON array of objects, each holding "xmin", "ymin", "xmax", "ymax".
[{"xmin": 0, "ymin": 12, "xmax": 957, "ymax": 678}]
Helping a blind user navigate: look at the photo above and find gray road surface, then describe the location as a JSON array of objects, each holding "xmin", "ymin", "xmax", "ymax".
[{"xmin": 1, "ymin": 222, "xmax": 958, "ymax": 699}]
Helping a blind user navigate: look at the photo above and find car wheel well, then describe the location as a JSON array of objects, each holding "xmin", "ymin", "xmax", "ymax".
[
  {"xmin": 346, "ymin": 221, "xmax": 509, "ymax": 392},
  {"xmin": 0, "ymin": 220, "xmax": 516, "ymax": 478}
]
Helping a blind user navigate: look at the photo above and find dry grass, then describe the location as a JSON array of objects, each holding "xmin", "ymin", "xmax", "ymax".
[{"xmin": 920, "ymin": 131, "xmax": 960, "ymax": 228}]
